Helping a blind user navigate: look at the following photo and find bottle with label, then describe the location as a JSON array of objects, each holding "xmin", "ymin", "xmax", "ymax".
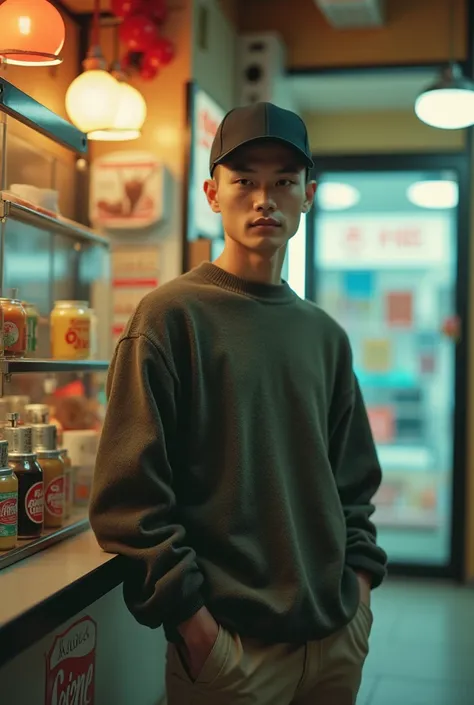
[
  {"xmin": 0, "ymin": 292, "xmax": 27, "ymax": 358},
  {"xmin": 50, "ymin": 301, "xmax": 91, "ymax": 360},
  {"xmin": 4, "ymin": 413, "xmax": 44, "ymax": 539},
  {"xmin": 0, "ymin": 440, "xmax": 18, "ymax": 550},
  {"xmin": 24, "ymin": 403, "xmax": 64, "ymax": 446},
  {"xmin": 31, "ymin": 421, "xmax": 65, "ymax": 529}
]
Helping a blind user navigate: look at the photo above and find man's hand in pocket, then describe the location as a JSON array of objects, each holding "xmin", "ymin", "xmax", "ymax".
[
  {"xmin": 356, "ymin": 571, "xmax": 372, "ymax": 608},
  {"xmin": 178, "ymin": 606, "xmax": 219, "ymax": 681}
]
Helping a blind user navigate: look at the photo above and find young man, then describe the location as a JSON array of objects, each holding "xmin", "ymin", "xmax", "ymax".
[{"xmin": 90, "ymin": 102, "xmax": 387, "ymax": 705}]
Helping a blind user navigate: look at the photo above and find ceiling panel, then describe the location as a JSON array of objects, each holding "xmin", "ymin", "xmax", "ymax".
[{"xmin": 288, "ymin": 69, "xmax": 438, "ymax": 113}]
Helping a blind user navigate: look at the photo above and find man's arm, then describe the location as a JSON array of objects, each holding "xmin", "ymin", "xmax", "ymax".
[
  {"xmin": 89, "ymin": 334, "xmax": 206, "ymax": 631},
  {"xmin": 328, "ymin": 344, "xmax": 387, "ymax": 592}
]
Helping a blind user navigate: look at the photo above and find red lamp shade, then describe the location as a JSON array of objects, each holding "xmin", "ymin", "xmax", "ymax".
[{"xmin": 0, "ymin": 0, "xmax": 65, "ymax": 66}]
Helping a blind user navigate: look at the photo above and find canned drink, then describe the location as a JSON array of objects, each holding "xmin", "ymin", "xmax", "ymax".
[
  {"xmin": 0, "ymin": 296, "xmax": 27, "ymax": 358},
  {"xmin": 50, "ymin": 301, "xmax": 91, "ymax": 360}
]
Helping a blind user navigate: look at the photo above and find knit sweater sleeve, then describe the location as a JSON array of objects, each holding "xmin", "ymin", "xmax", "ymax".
[
  {"xmin": 89, "ymin": 334, "xmax": 205, "ymax": 629},
  {"xmin": 328, "ymin": 337, "xmax": 388, "ymax": 589}
]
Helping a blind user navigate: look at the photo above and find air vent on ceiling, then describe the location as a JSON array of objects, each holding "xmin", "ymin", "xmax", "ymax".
[{"xmin": 315, "ymin": 0, "xmax": 386, "ymax": 29}]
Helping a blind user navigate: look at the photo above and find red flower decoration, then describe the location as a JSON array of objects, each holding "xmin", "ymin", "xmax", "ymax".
[
  {"xmin": 142, "ymin": 36, "xmax": 174, "ymax": 70},
  {"xmin": 139, "ymin": 63, "xmax": 159, "ymax": 80},
  {"xmin": 119, "ymin": 14, "xmax": 158, "ymax": 52},
  {"xmin": 111, "ymin": 0, "xmax": 142, "ymax": 19},
  {"xmin": 147, "ymin": 0, "xmax": 168, "ymax": 24}
]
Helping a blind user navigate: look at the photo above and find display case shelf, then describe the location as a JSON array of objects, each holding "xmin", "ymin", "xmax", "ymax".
[
  {"xmin": 0, "ymin": 196, "xmax": 109, "ymax": 247},
  {"xmin": 0, "ymin": 510, "xmax": 89, "ymax": 572},
  {"xmin": 0, "ymin": 359, "xmax": 109, "ymax": 374}
]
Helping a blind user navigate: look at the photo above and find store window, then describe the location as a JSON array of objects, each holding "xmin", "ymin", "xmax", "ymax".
[{"xmin": 311, "ymin": 169, "xmax": 459, "ymax": 567}]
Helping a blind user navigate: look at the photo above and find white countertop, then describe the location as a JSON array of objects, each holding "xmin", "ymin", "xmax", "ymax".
[{"xmin": 0, "ymin": 530, "xmax": 115, "ymax": 629}]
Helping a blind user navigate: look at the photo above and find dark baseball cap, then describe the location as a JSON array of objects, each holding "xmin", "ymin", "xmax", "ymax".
[{"xmin": 209, "ymin": 102, "xmax": 314, "ymax": 175}]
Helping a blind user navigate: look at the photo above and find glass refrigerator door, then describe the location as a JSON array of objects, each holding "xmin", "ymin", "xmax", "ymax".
[{"xmin": 313, "ymin": 170, "xmax": 458, "ymax": 566}]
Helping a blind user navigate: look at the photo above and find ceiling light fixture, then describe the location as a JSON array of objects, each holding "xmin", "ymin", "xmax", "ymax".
[
  {"xmin": 88, "ymin": 26, "xmax": 147, "ymax": 142},
  {"xmin": 65, "ymin": 0, "xmax": 120, "ymax": 135},
  {"xmin": 318, "ymin": 182, "xmax": 360, "ymax": 211},
  {"xmin": 407, "ymin": 180, "xmax": 459, "ymax": 209},
  {"xmin": 415, "ymin": 64, "xmax": 474, "ymax": 130},
  {"xmin": 0, "ymin": 0, "xmax": 65, "ymax": 66},
  {"xmin": 415, "ymin": 2, "xmax": 474, "ymax": 129}
]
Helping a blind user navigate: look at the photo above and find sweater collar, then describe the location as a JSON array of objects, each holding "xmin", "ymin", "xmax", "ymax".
[{"xmin": 196, "ymin": 262, "xmax": 297, "ymax": 304}]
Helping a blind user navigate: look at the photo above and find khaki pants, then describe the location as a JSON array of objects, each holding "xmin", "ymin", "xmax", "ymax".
[{"xmin": 166, "ymin": 602, "xmax": 372, "ymax": 705}]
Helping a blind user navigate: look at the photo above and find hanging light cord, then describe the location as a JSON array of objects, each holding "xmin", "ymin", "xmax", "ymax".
[
  {"xmin": 448, "ymin": 0, "xmax": 455, "ymax": 66},
  {"xmin": 113, "ymin": 23, "xmax": 119, "ymax": 64},
  {"xmin": 92, "ymin": 0, "xmax": 100, "ymax": 48}
]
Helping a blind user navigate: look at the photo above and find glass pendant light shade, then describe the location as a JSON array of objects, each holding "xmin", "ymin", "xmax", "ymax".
[
  {"xmin": 66, "ymin": 69, "xmax": 121, "ymax": 134},
  {"xmin": 0, "ymin": 0, "xmax": 65, "ymax": 66},
  {"xmin": 415, "ymin": 64, "xmax": 474, "ymax": 130},
  {"xmin": 88, "ymin": 80, "xmax": 147, "ymax": 141}
]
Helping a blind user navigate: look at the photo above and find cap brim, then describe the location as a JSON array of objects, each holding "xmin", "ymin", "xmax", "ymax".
[{"xmin": 211, "ymin": 135, "xmax": 314, "ymax": 175}]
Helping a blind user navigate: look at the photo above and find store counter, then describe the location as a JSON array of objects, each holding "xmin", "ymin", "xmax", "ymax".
[{"xmin": 0, "ymin": 530, "xmax": 167, "ymax": 705}]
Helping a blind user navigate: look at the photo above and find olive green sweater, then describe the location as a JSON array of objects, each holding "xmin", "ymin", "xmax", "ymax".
[{"xmin": 90, "ymin": 262, "xmax": 387, "ymax": 643}]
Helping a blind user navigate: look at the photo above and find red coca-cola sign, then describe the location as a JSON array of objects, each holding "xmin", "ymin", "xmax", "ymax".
[
  {"xmin": 25, "ymin": 482, "xmax": 44, "ymax": 523},
  {"xmin": 45, "ymin": 616, "xmax": 97, "ymax": 705},
  {"xmin": 0, "ymin": 497, "xmax": 17, "ymax": 524}
]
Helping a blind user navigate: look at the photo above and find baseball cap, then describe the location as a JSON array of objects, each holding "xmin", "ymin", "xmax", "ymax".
[{"xmin": 209, "ymin": 102, "xmax": 314, "ymax": 175}]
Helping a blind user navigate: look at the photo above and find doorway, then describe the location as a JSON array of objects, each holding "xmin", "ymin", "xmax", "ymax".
[{"xmin": 306, "ymin": 153, "xmax": 470, "ymax": 576}]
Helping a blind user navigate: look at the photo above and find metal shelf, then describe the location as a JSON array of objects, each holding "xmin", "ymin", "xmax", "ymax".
[
  {"xmin": 0, "ymin": 197, "xmax": 109, "ymax": 247},
  {"xmin": 0, "ymin": 359, "xmax": 109, "ymax": 374}
]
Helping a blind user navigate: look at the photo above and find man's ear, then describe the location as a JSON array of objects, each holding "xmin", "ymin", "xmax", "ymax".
[
  {"xmin": 302, "ymin": 180, "xmax": 317, "ymax": 214},
  {"xmin": 204, "ymin": 178, "xmax": 220, "ymax": 213}
]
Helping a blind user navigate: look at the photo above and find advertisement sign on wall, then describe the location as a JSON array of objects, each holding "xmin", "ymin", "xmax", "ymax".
[
  {"xmin": 317, "ymin": 213, "xmax": 451, "ymax": 269},
  {"xmin": 90, "ymin": 152, "xmax": 169, "ymax": 230},
  {"xmin": 188, "ymin": 85, "xmax": 225, "ymax": 240},
  {"xmin": 45, "ymin": 616, "xmax": 97, "ymax": 705}
]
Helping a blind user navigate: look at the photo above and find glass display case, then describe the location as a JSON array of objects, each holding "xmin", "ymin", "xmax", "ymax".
[{"xmin": 0, "ymin": 76, "xmax": 111, "ymax": 570}]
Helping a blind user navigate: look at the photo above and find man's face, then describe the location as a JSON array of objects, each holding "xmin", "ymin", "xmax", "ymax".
[{"xmin": 204, "ymin": 142, "xmax": 316, "ymax": 255}]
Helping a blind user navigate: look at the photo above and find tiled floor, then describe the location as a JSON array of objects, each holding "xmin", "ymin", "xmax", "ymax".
[{"xmin": 358, "ymin": 578, "xmax": 474, "ymax": 705}]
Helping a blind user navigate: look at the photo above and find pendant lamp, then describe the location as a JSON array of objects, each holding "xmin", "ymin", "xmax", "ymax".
[
  {"xmin": 0, "ymin": 0, "xmax": 65, "ymax": 66},
  {"xmin": 415, "ymin": 64, "xmax": 474, "ymax": 130},
  {"xmin": 415, "ymin": 2, "xmax": 474, "ymax": 130},
  {"xmin": 65, "ymin": 0, "xmax": 120, "ymax": 135},
  {"xmin": 88, "ymin": 28, "xmax": 147, "ymax": 142}
]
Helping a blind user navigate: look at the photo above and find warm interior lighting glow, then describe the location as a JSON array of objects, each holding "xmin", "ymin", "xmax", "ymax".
[
  {"xmin": 415, "ymin": 64, "xmax": 474, "ymax": 130},
  {"xmin": 65, "ymin": 70, "xmax": 121, "ymax": 134},
  {"xmin": 0, "ymin": 0, "xmax": 65, "ymax": 66},
  {"xmin": 88, "ymin": 81, "xmax": 147, "ymax": 142},
  {"xmin": 407, "ymin": 180, "xmax": 459, "ymax": 209},
  {"xmin": 318, "ymin": 182, "xmax": 360, "ymax": 211}
]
